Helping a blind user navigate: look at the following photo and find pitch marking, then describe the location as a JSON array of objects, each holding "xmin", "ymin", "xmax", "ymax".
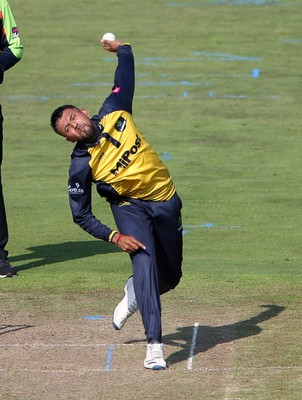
[
  {"xmin": 105, "ymin": 344, "xmax": 115, "ymax": 371},
  {"xmin": 187, "ymin": 322, "xmax": 199, "ymax": 370}
]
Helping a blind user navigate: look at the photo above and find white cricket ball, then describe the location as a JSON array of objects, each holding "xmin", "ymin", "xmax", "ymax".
[{"xmin": 102, "ymin": 32, "xmax": 116, "ymax": 42}]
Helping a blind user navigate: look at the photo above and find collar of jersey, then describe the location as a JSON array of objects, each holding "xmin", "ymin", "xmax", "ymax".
[{"xmin": 85, "ymin": 122, "xmax": 104, "ymax": 148}]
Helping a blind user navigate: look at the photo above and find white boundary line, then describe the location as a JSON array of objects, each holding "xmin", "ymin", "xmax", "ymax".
[{"xmin": 187, "ymin": 322, "xmax": 199, "ymax": 370}]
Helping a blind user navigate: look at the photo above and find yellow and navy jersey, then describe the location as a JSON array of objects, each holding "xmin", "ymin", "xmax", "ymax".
[
  {"xmin": 68, "ymin": 44, "xmax": 175, "ymax": 241},
  {"xmin": 0, "ymin": 0, "xmax": 23, "ymax": 84}
]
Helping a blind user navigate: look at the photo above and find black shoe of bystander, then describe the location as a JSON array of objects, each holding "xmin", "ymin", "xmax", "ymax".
[{"xmin": 0, "ymin": 259, "xmax": 17, "ymax": 278}]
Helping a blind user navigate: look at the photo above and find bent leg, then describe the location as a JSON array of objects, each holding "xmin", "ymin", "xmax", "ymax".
[
  {"xmin": 152, "ymin": 193, "xmax": 183, "ymax": 295},
  {"xmin": 111, "ymin": 200, "xmax": 162, "ymax": 342}
]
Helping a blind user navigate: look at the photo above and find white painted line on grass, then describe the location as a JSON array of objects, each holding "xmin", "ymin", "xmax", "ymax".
[{"xmin": 187, "ymin": 322, "xmax": 199, "ymax": 370}]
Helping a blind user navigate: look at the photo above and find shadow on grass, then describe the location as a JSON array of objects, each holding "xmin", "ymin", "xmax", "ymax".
[
  {"xmin": 164, "ymin": 304, "xmax": 285, "ymax": 365},
  {"xmin": 9, "ymin": 240, "xmax": 120, "ymax": 272}
]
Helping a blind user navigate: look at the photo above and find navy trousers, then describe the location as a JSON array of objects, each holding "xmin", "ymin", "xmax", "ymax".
[
  {"xmin": 111, "ymin": 192, "xmax": 183, "ymax": 342},
  {"xmin": 0, "ymin": 105, "xmax": 8, "ymax": 260}
]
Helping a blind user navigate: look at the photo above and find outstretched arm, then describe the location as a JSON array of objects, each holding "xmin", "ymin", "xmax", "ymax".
[{"xmin": 99, "ymin": 34, "xmax": 135, "ymax": 114}]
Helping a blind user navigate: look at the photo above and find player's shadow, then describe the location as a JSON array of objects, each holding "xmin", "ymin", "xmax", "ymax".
[
  {"xmin": 164, "ymin": 304, "xmax": 285, "ymax": 365},
  {"xmin": 9, "ymin": 241, "xmax": 120, "ymax": 272}
]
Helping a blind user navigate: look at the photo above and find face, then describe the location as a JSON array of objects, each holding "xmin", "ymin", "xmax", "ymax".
[{"xmin": 56, "ymin": 107, "xmax": 98, "ymax": 143}]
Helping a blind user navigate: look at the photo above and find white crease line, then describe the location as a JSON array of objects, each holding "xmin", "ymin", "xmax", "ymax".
[
  {"xmin": 0, "ymin": 343, "xmax": 134, "ymax": 348},
  {"xmin": 187, "ymin": 322, "xmax": 199, "ymax": 370},
  {"xmin": 0, "ymin": 368, "xmax": 105, "ymax": 373},
  {"xmin": 0, "ymin": 366, "xmax": 300, "ymax": 374},
  {"xmin": 191, "ymin": 366, "xmax": 302, "ymax": 372}
]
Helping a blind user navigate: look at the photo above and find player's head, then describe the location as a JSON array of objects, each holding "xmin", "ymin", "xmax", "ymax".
[{"xmin": 50, "ymin": 105, "xmax": 98, "ymax": 143}]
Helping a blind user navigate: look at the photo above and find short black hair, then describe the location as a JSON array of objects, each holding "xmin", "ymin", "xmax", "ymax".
[{"xmin": 50, "ymin": 105, "xmax": 78, "ymax": 135}]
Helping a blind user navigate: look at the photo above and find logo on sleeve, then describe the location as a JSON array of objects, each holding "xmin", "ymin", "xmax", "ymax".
[
  {"xmin": 115, "ymin": 117, "xmax": 126, "ymax": 132},
  {"xmin": 12, "ymin": 27, "xmax": 20, "ymax": 38},
  {"xmin": 68, "ymin": 182, "xmax": 84, "ymax": 194},
  {"xmin": 112, "ymin": 86, "xmax": 121, "ymax": 93}
]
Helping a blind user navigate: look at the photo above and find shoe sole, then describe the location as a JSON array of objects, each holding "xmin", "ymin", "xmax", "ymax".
[
  {"xmin": 112, "ymin": 322, "xmax": 120, "ymax": 331},
  {"xmin": 144, "ymin": 364, "xmax": 166, "ymax": 371},
  {"xmin": 0, "ymin": 274, "xmax": 17, "ymax": 278},
  {"xmin": 112, "ymin": 302, "xmax": 138, "ymax": 330},
  {"xmin": 112, "ymin": 276, "xmax": 137, "ymax": 330}
]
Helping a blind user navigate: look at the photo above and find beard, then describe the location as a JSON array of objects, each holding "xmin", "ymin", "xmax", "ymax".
[{"xmin": 78, "ymin": 122, "xmax": 98, "ymax": 143}]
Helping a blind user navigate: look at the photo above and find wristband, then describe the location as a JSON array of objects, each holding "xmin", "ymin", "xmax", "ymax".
[{"xmin": 116, "ymin": 233, "xmax": 122, "ymax": 244}]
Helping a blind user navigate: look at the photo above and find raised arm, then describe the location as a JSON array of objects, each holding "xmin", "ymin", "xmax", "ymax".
[{"xmin": 99, "ymin": 35, "xmax": 135, "ymax": 114}]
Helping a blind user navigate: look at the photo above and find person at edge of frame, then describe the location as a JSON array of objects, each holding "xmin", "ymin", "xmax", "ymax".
[
  {"xmin": 0, "ymin": 0, "xmax": 24, "ymax": 278},
  {"xmin": 50, "ymin": 34, "xmax": 183, "ymax": 370}
]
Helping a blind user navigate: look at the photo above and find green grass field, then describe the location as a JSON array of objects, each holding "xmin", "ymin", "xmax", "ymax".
[{"xmin": 1, "ymin": 0, "xmax": 301, "ymax": 399}]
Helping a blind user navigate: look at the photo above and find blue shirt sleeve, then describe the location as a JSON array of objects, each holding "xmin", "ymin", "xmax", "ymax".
[
  {"xmin": 68, "ymin": 148, "xmax": 114, "ymax": 242},
  {"xmin": 97, "ymin": 44, "xmax": 135, "ymax": 117}
]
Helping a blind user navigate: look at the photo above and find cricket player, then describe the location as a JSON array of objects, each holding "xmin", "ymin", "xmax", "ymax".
[
  {"xmin": 50, "ymin": 35, "xmax": 183, "ymax": 370},
  {"xmin": 0, "ymin": 0, "xmax": 23, "ymax": 278}
]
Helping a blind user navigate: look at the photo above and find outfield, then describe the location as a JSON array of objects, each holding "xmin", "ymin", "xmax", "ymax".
[{"xmin": 0, "ymin": 0, "xmax": 301, "ymax": 399}]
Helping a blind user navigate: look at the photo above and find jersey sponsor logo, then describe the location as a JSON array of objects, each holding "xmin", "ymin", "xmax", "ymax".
[
  {"xmin": 12, "ymin": 27, "xmax": 19, "ymax": 38},
  {"xmin": 68, "ymin": 182, "xmax": 84, "ymax": 194},
  {"xmin": 115, "ymin": 117, "xmax": 126, "ymax": 132},
  {"xmin": 110, "ymin": 134, "xmax": 141, "ymax": 176}
]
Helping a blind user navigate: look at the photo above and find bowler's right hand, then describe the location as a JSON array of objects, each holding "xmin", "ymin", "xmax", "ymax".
[
  {"xmin": 113, "ymin": 233, "xmax": 146, "ymax": 253},
  {"xmin": 101, "ymin": 37, "xmax": 122, "ymax": 53}
]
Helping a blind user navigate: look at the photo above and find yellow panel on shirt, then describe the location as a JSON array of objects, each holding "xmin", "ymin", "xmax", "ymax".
[{"xmin": 88, "ymin": 111, "xmax": 175, "ymax": 202}]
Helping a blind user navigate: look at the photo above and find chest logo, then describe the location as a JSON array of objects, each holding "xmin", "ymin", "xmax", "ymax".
[{"xmin": 110, "ymin": 134, "xmax": 141, "ymax": 176}]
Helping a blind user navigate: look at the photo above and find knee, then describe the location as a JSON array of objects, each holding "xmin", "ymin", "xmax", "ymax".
[
  {"xmin": 159, "ymin": 271, "xmax": 182, "ymax": 295},
  {"xmin": 171, "ymin": 271, "xmax": 182, "ymax": 289}
]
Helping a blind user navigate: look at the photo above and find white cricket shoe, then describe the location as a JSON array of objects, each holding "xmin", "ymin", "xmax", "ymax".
[
  {"xmin": 112, "ymin": 276, "xmax": 138, "ymax": 330},
  {"xmin": 144, "ymin": 343, "xmax": 166, "ymax": 371}
]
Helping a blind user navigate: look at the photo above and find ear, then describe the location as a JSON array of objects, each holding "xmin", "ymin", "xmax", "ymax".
[{"xmin": 81, "ymin": 108, "xmax": 90, "ymax": 117}]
